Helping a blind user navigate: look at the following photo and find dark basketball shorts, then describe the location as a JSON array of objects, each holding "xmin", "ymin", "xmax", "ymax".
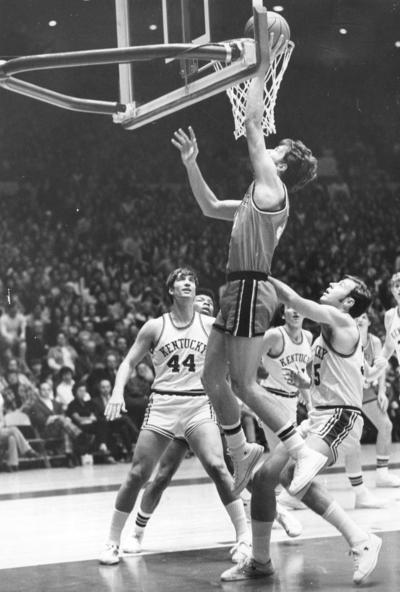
[
  {"xmin": 300, "ymin": 406, "xmax": 363, "ymax": 465},
  {"xmin": 214, "ymin": 272, "xmax": 278, "ymax": 338}
]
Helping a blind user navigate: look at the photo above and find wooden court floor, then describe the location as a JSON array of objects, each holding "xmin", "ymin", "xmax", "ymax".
[{"xmin": 1, "ymin": 444, "xmax": 400, "ymax": 591}]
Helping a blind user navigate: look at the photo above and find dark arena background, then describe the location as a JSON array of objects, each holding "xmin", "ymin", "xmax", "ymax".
[{"xmin": 0, "ymin": 1, "xmax": 400, "ymax": 591}]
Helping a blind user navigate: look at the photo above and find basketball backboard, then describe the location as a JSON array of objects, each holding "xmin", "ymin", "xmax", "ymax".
[
  {"xmin": 0, "ymin": 2, "xmax": 272, "ymax": 129},
  {"xmin": 113, "ymin": 0, "xmax": 268, "ymax": 131},
  {"xmin": 115, "ymin": 0, "xmax": 212, "ymax": 105}
]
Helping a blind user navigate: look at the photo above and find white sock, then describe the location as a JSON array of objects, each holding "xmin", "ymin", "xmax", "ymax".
[
  {"xmin": 275, "ymin": 422, "xmax": 306, "ymax": 458},
  {"xmin": 322, "ymin": 500, "xmax": 367, "ymax": 548},
  {"xmin": 225, "ymin": 499, "xmax": 250, "ymax": 542},
  {"xmin": 376, "ymin": 456, "xmax": 389, "ymax": 473},
  {"xmin": 222, "ymin": 424, "xmax": 247, "ymax": 458},
  {"xmin": 347, "ymin": 473, "xmax": 366, "ymax": 496},
  {"xmin": 133, "ymin": 509, "xmax": 153, "ymax": 537},
  {"xmin": 251, "ymin": 519, "xmax": 272, "ymax": 564},
  {"xmin": 107, "ymin": 508, "xmax": 130, "ymax": 546}
]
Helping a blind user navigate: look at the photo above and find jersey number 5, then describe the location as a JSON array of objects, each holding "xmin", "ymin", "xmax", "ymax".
[
  {"xmin": 167, "ymin": 353, "xmax": 196, "ymax": 373},
  {"xmin": 313, "ymin": 363, "xmax": 321, "ymax": 386}
]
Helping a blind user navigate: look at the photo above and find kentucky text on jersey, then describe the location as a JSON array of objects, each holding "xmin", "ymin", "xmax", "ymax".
[
  {"xmin": 158, "ymin": 339, "xmax": 207, "ymax": 358},
  {"xmin": 314, "ymin": 345, "xmax": 328, "ymax": 361},
  {"xmin": 280, "ymin": 353, "xmax": 309, "ymax": 367}
]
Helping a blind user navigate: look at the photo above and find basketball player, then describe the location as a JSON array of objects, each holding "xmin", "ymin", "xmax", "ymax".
[
  {"xmin": 379, "ymin": 271, "xmax": 400, "ymax": 482},
  {"xmin": 122, "ymin": 290, "xmax": 246, "ymax": 557},
  {"xmin": 260, "ymin": 305, "xmax": 313, "ymax": 450},
  {"xmin": 221, "ymin": 275, "xmax": 382, "ymax": 585},
  {"xmin": 259, "ymin": 305, "xmax": 312, "ymax": 517},
  {"xmin": 344, "ymin": 311, "xmax": 399, "ymax": 510},
  {"xmin": 172, "ymin": 33, "xmax": 322, "ymax": 499},
  {"xmin": 99, "ymin": 270, "xmax": 250, "ymax": 565}
]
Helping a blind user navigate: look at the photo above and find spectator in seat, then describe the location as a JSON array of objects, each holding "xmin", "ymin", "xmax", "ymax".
[
  {"xmin": 67, "ymin": 383, "xmax": 116, "ymax": 463},
  {"xmin": 124, "ymin": 362, "xmax": 153, "ymax": 431},
  {"xmin": 0, "ymin": 393, "xmax": 39, "ymax": 471},
  {"xmin": 87, "ymin": 352, "xmax": 119, "ymax": 397},
  {"xmin": 115, "ymin": 336, "xmax": 129, "ymax": 361},
  {"xmin": 25, "ymin": 319, "xmax": 49, "ymax": 367},
  {"xmin": 0, "ymin": 301, "xmax": 27, "ymax": 361},
  {"xmin": 26, "ymin": 382, "xmax": 94, "ymax": 467},
  {"xmin": 55, "ymin": 366, "xmax": 75, "ymax": 412},
  {"xmin": 29, "ymin": 359, "xmax": 49, "ymax": 389},
  {"xmin": 6, "ymin": 358, "xmax": 37, "ymax": 392},
  {"xmin": 47, "ymin": 331, "xmax": 78, "ymax": 375},
  {"xmin": 74, "ymin": 338, "xmax": 99, "ymax": 384},
  {"xmin": 92, "ymin": 378, "xmax": 137, "ymax": 461},
  {"xmin": 1, "ymin": 371, "xmax": 37, "ymax": 414}
]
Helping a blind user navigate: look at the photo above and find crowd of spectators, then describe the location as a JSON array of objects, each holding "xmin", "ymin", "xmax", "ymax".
[{"xmin": 0, "ymin": 65, "xmax": 400, "ymax": 470}]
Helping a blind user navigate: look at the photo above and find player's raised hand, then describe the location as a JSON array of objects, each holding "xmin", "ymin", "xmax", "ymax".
[
  {"xmin": 105, "ymin": 391, "xmax": 126, "ymax": 421},
  {"xmin": 171, "ymin": 126, "xmax": 199, "ymax": 166}
]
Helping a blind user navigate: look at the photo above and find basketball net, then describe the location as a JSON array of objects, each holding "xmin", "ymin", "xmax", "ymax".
[{"xmin": 214, "ymin": 40, "xmax": 294, "ymax": 139}]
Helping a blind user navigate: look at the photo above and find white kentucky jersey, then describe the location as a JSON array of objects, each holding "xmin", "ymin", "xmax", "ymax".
[
  {"xmin": 260, "ymin": 327, "xmax": 312, "ymax": 396},
  {"xmin": 363, "ymin": 333, "xmax": 382, "ymax": 388},
  {"xmin": 310, "ymin": 330, "xmax": 364, "ymax": 408},
  {"xmin": 151, "ymin": 312, "xmax": 210, "ymax": 394},
  {"xmin": 387, "ymin": 306, "xmax": 400, "ymax": 360}
]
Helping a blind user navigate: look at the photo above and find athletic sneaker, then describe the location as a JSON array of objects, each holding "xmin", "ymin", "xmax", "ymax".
[
  {"xmin": 351, "ymin": 534, "xmax": 382, "ymax": 584},
  {"xmin": 231, "ymin": 443, "xmax": 264, "ymax": 496},
  {"xmin": 221, "ymin": 556, "xmax": 274, "ymax": 581},
  {"xmin": 354, "ymin": 489, "xmax": 387, "ymax": 509},
  {"xmin": 288, "ymin": 448, "xmax": 328, "ymax": 496},
  {"xmin": 376, "ymin": 472, "xmax": 400, "ymax": 488},
  {"xmin": 121, "ymin": 534, "xmax": 143, "ymax": 554},
  {"xmin": 277, "ymin": 489, "xmax": 307, "ymax": 511},
  {"xmin": 99, "ymin": 543, "xmax": 120, "ymax": 565},
  {"xmin": 275, "ymin": 503, "xmax": 302, "ymax": 537},
  {"xmin": 229, "ymin": 540, "xmax": 252, "ymax": 564}
]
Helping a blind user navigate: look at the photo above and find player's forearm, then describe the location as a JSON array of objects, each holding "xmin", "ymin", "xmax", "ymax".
[
  {"xmin": 244, "ymin": 73, "xmax": 264, "ymax": 129},
  {"xmin": 269, "ymin": 277, "xmax": 298, "ymax": 307},
  {"xmin": 377, "ymin": 370, "xmax": 386, "ymax": 395},
  {"xmin": 184, "ymin": 162, "xmax": 221, "ymax": 217},
  {"xmin": 113, "ymin": 359, "xmax": 132, "ymax": 398}
]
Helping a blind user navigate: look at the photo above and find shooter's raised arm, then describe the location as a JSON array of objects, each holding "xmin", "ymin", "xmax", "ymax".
[{"xmin": 171, "ymin": 126, "xmax": 240, "ymax": 221}]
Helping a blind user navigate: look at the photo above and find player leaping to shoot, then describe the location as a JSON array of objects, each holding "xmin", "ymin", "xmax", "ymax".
[{"xmin": 172, "ymin": 32, "xmax": 321, "ymax": 497}]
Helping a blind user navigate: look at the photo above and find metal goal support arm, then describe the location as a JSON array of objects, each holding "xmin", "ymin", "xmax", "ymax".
[
  {"xmin": 0, "ymin": 5, "xmax": 269, "ymax": 119},
  {"xmin": 0, "ymin": 43, "xmax": 240, "ymax": 116}
]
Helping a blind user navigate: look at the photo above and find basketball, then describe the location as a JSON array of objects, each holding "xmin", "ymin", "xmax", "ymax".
[{"xmin": 244, "ymin": 11, "xmax": 290, "ymax": 53}]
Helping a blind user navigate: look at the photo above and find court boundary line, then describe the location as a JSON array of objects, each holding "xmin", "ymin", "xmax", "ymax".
[{"xmin": 1, "ymin": 461, "xmax": 399, "ymax": 502}]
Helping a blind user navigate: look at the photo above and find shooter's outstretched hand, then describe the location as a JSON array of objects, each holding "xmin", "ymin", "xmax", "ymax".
[{"xmin": 171, "ymin": 126, "xmax": 199, "ymax": 166}]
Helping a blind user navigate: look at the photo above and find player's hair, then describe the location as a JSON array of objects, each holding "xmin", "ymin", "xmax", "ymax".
[
  {"xmin": 344, "ymin": 275, "xmax": 371, "ymax": 318},
  {"xmin": 165, "ymin": 267, "xmax": 199, "ymax": 303},
  {"xmin": 279, "ymin": 139, "xmax": 318, "ymax": 193}
]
